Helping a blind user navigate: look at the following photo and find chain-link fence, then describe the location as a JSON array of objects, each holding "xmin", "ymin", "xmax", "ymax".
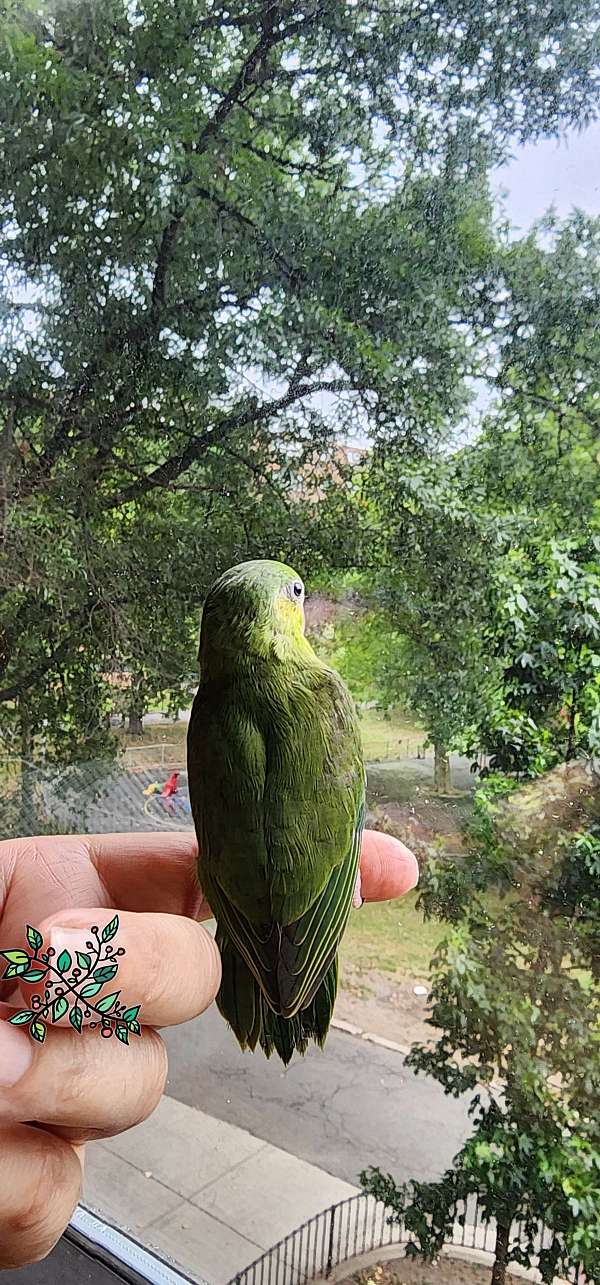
[
  {"xmin": 1, "ymin": 740, "xmax": 492, "ymax": 842},
  {"xmin": 0, "ymin": 757, "xmax": 194, "ymax": 840}
]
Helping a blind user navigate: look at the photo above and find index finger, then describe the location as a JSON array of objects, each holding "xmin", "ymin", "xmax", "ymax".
[
  {"xmin": 9, "ymin": 909, "xmax": 221, "ymax": 1032},
  {"xmin": 90, "ymin": 828, "xmax": 418, "ymax": 917},
  {"xmin": 89, "ymin": 831, "xmax": 205, "ymax": 917}
]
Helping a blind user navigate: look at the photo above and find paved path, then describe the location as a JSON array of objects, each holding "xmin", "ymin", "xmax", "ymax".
[
  {"xmin": 162, "ymin": 1005, "xmax": 471, "ymax": 1187},
  {"xmin": 84, "ymin": 1093, "xmax": 357, "ymax": 1284},
  {"xmin": 82, "ymin": 1012, "xmax": 472, "ymax": 1284},
  {"xmin": 143, "ymin": 709, "xmax": 191, "ymax": 725}
]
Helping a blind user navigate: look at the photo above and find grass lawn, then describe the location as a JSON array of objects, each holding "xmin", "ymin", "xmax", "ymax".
[
  {"xmin": 118, "ymin": 718, "xmax": 188, "ymax": 765},
  {"xmin": 341, "ymin": 890, "xmax": 445, "ymax": 981},
  {"xmin": 358, "ymin": 707, "xmax": 424, "ymax": 760},
  {"xmin": 119, "ymin": 706, "xmax": 423, "ymax": 765}
]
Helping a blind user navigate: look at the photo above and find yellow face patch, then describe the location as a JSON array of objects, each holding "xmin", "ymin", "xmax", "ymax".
[{"xmin": 274, "ymin": 595, "xmax": 305, "ymax": 636}]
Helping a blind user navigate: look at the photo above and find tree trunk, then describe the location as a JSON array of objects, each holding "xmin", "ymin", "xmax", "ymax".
[
  {"xmin": 565, "ymin": 643, "xmax": 583, "ymax": 761},
  {"xmin": 0, "ymin": 407, "xmax": 15, "ymax": 545},
  {"xmin": 18, "ymin": 702, "xmax": 35, "ymax": 833},
  {"xmin": 128, "ymin": 708, "xmax": 144, "ymax": 736},
  {"xmin": 565, "ymin": 686, "xmax": 578, "ymax": 761},
  {"xmin": 491, "ymin": 1219, "xmax": 511, "ymax": 1285},
  {"xmin": 433, "ymin": 743, "xmax": 451, "ymax": 793},
  {"xmin": 127, "ymin": 674, "xmax": 145, "ymax": 736}
]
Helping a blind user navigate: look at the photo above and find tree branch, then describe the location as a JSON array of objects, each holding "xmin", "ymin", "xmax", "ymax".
[
  {"xmin": 189, "ymin": 6, "xmax": 268, "ymax": 35},
  {"xmin": 220, "ymin": 443, "xmax": 292, "ymax": 512},
  {"xmin": 150, "ymin": 213, "xmax": 186, "ymax": 320},
  {"xmin": 148, "ymin": 4, "xmax": 325, "ymax": 318},
  {"xmin": 105, "ymin": 377, "xmax": 355, "ymax": 508},
  {"xmin": 241, "ymin": 139, "xmax": 347, "ymax": 184},
  {"xmin": 0, "ymin": 389, "xmax": 56, "ymax": 416},
  {"xmin": 192, "ymin": 184, "xmax": 307, "ymax": 287},
  {"xmin": 13, "ymin": 5, "xmax": 325, "ymax": 485},
  {"xmin": 147, "ymin": 3, "xmax": 297, "ymax": 323}
]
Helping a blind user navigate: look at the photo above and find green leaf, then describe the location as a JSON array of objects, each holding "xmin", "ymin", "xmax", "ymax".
[
  {"xmin": 122, "ymin": 1004, "xmax": 140, "ymax": 1022},
  {"xmin": 95, "ymin": 990, "xmax": 120, "ymax": 1015},
  {"xmin": 21, "ymin": 968, "xmax": 48, "ymax": 983},
  {"xmin": 8, "ymin": 1011, "xmax": 34, "ymax": 1026},
  {"xmin": 0, "ymin": 950, "xmax": 29, "ymax": 965},
  {"xmin": 69, "ymin": 1006, "xmax": 83, "ymax": 1033},
  {"xmin": 56, "ymin": 950, "xmax": 72, "ymax": 974},
  {"xmin": 80, "ymin": 980, "xmax": 102, "ymax": 999},
  {"xmin": 52, "ymin": 996, "xmax": 69, "ymax": 1022},
  {"xmin": 93, "ymin": 964, "xmax": 118, "ymax": 984},
  {"xmin": 101, "ymin": 915, "xmax": 119, "ymax": 943},
  {"xmin": 3, "ymin": 962, "xmax": 30, "ymax": 978},
  {"xmin": 26, "ymin": 926, "xmax": 43, "ymax": 952},
  {"xmin": 127, "ymin": 1019, "xmax": 141, "ymax": 1036},
  {"xmin": 30, "ymin": 1021, "xmax": 46, "ymax": 1043},
  {"xmin": 115, "ymin": 1024, "xmax": 129, "ymax": 1045},
  {"xmin": 76, "ymin": 952, "xmax": 92, "ymax": 971}
]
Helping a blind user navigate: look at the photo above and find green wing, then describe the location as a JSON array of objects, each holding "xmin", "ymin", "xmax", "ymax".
[
  {"xmin": 188, "ymin": 664, "xmax": 365, "ymax": 1019},
  {"xmin": 275, "ymin": 795, "xmax": 365, "ymax": 1016}
]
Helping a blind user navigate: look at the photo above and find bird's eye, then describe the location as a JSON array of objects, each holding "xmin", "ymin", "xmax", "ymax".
[{"xmin": 293, "ymin": 580, "xmax": 303, "ymax": 598}]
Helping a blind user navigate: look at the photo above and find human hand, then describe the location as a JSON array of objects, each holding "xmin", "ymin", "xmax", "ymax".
[{"xmin": 0, "ymin": 828, "xmax": 417, "ymax": 1268}]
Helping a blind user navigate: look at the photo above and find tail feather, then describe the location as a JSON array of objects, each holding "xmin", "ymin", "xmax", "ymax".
[{"xmin": 217, "ymin": 936, "xmax": 338, "ymax": 1065}]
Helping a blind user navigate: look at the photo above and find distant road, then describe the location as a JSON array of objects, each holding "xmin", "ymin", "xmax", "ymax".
[
  {"xmin": 163, "ymin": 1004, "xmax": 472, "ymax": 1187},
  {"xmin": 142, "ymin": 709, "xmax": 191, "ymax": 725}
]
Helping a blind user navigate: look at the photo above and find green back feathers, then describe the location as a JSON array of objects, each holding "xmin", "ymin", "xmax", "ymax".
[{"xmin": 187, "ymin": 559, "xmax": 365, "ymax": 1063}]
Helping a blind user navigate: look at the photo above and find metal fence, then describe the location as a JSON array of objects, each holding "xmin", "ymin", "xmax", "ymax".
[
  {"xmin": 228, "ymin": 1192, "xmax": 583, "ymax": 1285},
  {"xmin": 122, "ymin": 742, "xmax": 184, "ymax": 769}
]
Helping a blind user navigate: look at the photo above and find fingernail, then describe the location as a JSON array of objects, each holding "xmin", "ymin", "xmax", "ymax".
[
  {"xmin": 0, "ymin": 1019, "xmax": 35, "ymax": 1086},
  {"xmin": 50, "ymin": 926, "xmax": 89, "ymax": 962},
  {"xmin": 352, "ymin": 869, "xmax": 363, "ymax": 910}
]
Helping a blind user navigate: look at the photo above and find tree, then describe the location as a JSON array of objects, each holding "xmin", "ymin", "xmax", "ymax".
[
  {"xmin": 478, "ymin": 536, "xmax": 600, "ymax": 776},
  {"xmin": 0, "ymin": 476, "xmax": 262, "ymax": 762},
  {"xmin": 362, "ymin": 764, "xmax": 600, "ymax": 1284},
  {"xmin": 461, "ymin": 257, "xmax": 600, "ymax": 776},
  {"xmin": 2, "ymin": 0, "xmax": 600, "ymax": 756},
  {"xmin": 362, "ymin": 454, "xmax": 505, "ymax": 791},
  {"xmin": 364, "ymin": 220, "xmax": 600, "ymax": 783},
  {"xmin": 492, "ymin": 214, "xmax": 600, "ymax": 496}
]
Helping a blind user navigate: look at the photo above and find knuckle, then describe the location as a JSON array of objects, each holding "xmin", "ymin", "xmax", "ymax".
[
  {"xmin": 146, "ymin": 1030, "xmax": 169, "ymax": 1102},
  {"xmin": 141, "ymin": 918, "xmax": 172, "ymax": 1010}
]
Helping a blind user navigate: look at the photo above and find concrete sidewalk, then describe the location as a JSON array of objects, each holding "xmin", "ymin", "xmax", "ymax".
[{"xmin": 83, "ymin": 1093, "xmax": 358, "ymax": 1285}]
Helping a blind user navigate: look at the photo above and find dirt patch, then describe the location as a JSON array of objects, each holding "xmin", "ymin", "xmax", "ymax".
[
  {"xmin": 336, "ymin": 967, "xmax": 438, "ymax": 1049},
  {"xmin": 338, "ymin": 1253, "xmax": 518, "ymax": 1285},
  {"xmin": 369, "ymin": 800, "xmax": 465, "ymax": 868}
]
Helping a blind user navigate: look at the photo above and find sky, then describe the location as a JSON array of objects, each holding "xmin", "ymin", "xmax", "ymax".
[
  {"xmin": 445, "ymin": 122, "xmax": 600, "ymax": 441},
  {"xmin": 493, "ymin": 122, "xmax": 600, "ymax": 229}
]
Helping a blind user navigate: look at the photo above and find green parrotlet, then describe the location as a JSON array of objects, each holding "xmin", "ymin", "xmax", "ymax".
[{"xmin": 187, "ymin": 559, "xmax": 365, "ymax": 1064}]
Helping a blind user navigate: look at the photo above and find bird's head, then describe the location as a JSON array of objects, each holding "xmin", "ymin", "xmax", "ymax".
[{"xmin": 199, "ymin": 559, "xmax": 310, "ymax": 672}]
